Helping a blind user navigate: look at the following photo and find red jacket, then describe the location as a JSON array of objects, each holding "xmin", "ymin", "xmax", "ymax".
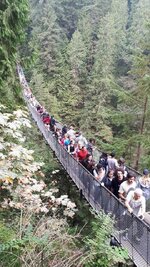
[
  {"xmin": 77, "ymin": 149, "xmax": 88, "ymax": 161},
  {"xmin": 43, "ymin": 117, "xmax": 50, "ymax": 124}
]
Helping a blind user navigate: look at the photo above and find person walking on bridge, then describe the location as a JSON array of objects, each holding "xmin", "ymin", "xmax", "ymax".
[
  {"xmin": 123, "ymin": 188, "xmax": 146, "ymax": 242},
  {"xmin": 137, "ymin": 169, "xmax": 150, "ymax": 210},
  {"xmin": 77, "ymin": 145, "xmax": 88, "ymax": 162},
  {"xmin": 111, "ymin": 169, "xmax": 125, "ymax": 198},
  {"xmin": 118, "ymin": 172, "xmax": 137, "ymax": 202},
  {"xmin": 107, "ymin": 152, "xmax": 119, "ymax": 171}
]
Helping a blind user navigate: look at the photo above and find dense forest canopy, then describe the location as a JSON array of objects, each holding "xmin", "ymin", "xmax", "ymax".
[
  {"xmin": 0, "ymin": 0, "xmax": 29, "ymax": 105},
  {"xmin": 0, "ymin": 0, "xmax": 150, "ymax": 167},
  {"xmin": 26, "ymin": 0, "xmax": 150, "ymax": 169},
  {"xmin": 0, "ymin": 0, "xmax": 28, "ymax": 80}
]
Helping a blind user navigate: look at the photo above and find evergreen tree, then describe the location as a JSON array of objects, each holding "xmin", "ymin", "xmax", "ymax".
[
  {"xmin": 53, "ymin": 0, "xmax": 92, "ymax": 39},
  {"xmin": 67, "ymin": 30, "xmax": 87, "ymax": 85},
  {"xmin": 0, "ymin": 0, "xmax": 29, "ymax": 84},
  {"xmin": 30, "ymin": 0, "xmax": 64, "ymax": 77},
  {"xmin": 29, "ymin": 0, "xmax": 150, "ymax": 169},
  {"xmin": 120, "ymin": 0, "xmax": 150, "ymax": 168},
  {"xmin": 130, "ymin": 29, "xmax": 150, "ymax": 168},
  {"xmin": 80, "ymin": 0, "xmax": 128, "ymax": 148}
]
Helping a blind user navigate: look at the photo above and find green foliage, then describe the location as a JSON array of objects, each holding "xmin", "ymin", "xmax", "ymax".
[
  {"xmin": 67, "ymin": 30, "xmax": 87, "ymax": 82},
  {"xmin": 0, "ymin": 223, "xmax": 15, "ymax": 243},
  {"xmin": 0, "ymin": 211, "xmax": 128, "ymax": 267},
  {"xmin": 0, "ymin": 213, "xmax": 81, "ymax": 267},
  {"xmin": 24, "ymin": 118, "xmax": 60, "ymax": 173},
  {"xmin": 83, "ymin": 212, "xmax": 128, "ymax": 267},
  {"xmin": 0, "ymin": 0, "xmax": 29, "ymax": 107},
  {"xmin": 0, "ymin": 0, "xmax": 29, "ymax": 84}
]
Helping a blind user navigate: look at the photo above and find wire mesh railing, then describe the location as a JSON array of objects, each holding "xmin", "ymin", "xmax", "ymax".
[{"xmin": 18, "ymin": 66, "xmax": 150, "ymax": 267}]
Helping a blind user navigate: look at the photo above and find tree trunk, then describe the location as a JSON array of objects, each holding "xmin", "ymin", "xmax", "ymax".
[{"xmin": 134, "ymin": 96, "xmax": 148, "ymax": 170}]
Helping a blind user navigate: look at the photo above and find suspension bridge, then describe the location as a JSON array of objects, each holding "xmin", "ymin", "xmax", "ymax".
[{"xmin": 18, "ymin": 65, "xmax": 150, "ymax": 267}]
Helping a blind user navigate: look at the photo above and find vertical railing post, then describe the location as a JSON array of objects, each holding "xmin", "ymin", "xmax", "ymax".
[
  {"xmin": 118, "ymin": 200, "xmax": 121, "ymax": 244},
  {"xmin": 147, "ymin": 227, "xmax": 149, "ymax": 266},
  {"xmin": 80, "ymin": 189, "xmax": 83, "ymax": 200},
  {"xmin": 131, "ymin": 213, "xmax": 134, "ymax": 263}
]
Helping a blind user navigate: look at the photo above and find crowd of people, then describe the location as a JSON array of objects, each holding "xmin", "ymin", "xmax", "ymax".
[{"xmin": 19, "ymin": 66, "xmax": 150, "ymax": 242}]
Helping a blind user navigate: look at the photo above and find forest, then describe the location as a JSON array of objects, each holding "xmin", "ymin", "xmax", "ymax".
[
  {"xmin": 28, "ymin": 0, "xmax": 150, "ymax": 170},
  {"xmin": 0, "ymin": 0, "xmax": 150, "ymax": 266}
]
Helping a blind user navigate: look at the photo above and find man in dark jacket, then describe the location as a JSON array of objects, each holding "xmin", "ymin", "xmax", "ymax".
[{"xmin": 111, "ymin": 169, "xmax": 125, "ymax": 198}]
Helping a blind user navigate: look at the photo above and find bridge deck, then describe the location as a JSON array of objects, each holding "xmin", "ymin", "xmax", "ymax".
[{"xmin": 27, "ymin": 102, "xmax": 150, "ymax": 267}]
